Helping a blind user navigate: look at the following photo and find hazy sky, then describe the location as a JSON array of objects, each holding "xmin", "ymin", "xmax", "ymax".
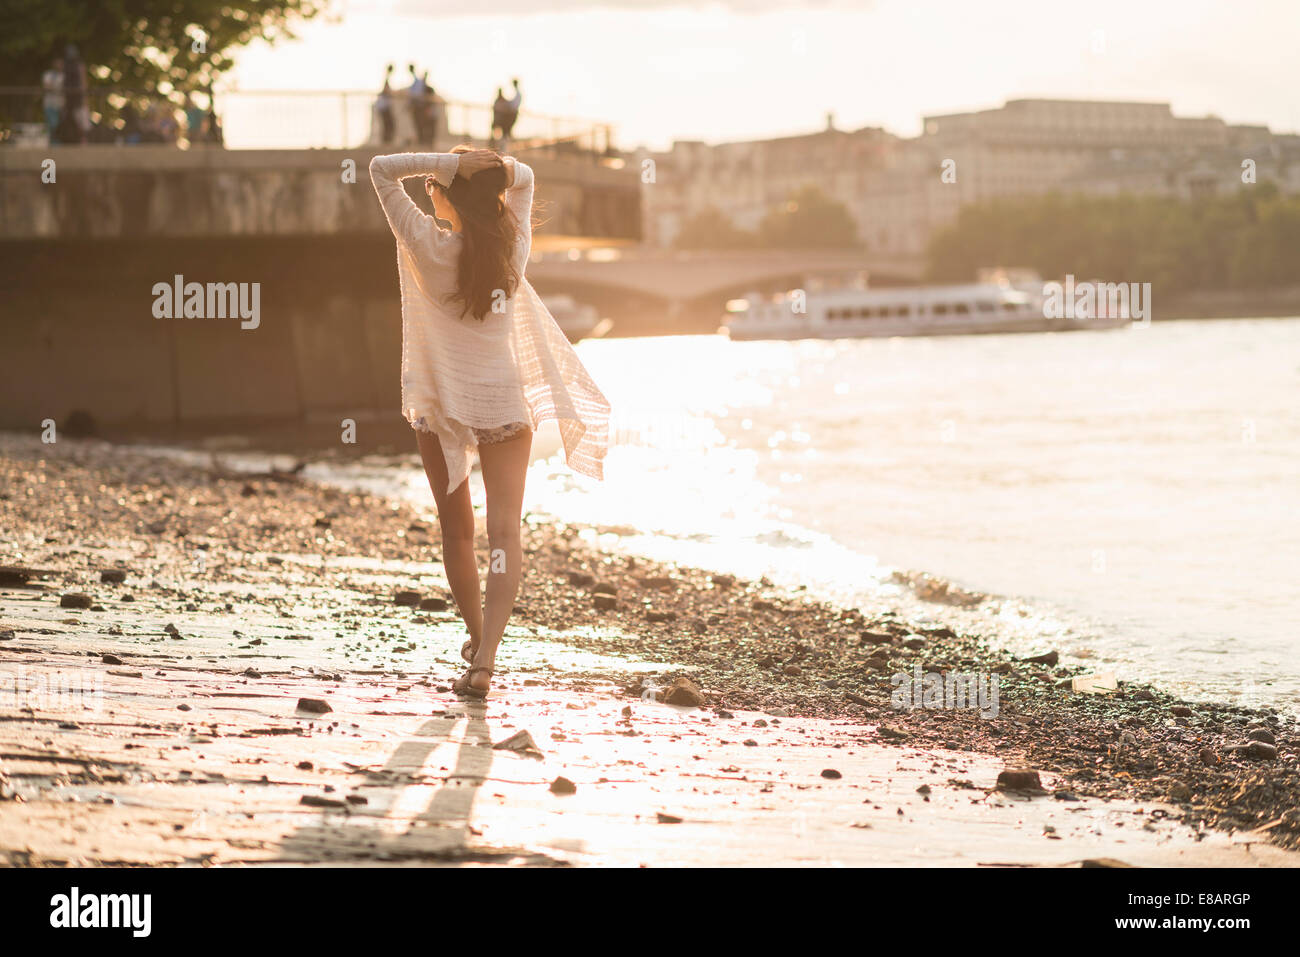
[{"xmin": 228, "ymin": 0, "xmax": 1300, "ymax": 148}]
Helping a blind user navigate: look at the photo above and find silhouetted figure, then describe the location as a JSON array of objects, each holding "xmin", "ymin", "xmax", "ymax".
[
  {"xmin": 41, "ymin": 57, "xmax": 64, "ymax": 144},
  {"xmin": 183, "ymin": 92, "xmax": 206, "ymax": 145},
  {"xmin": 119, "ymin": 102, "xmax": 142, "ymax": 144},
  {"xmin": 376, "ymin": 64, "xmax": 395, "ymax": 144},
  {"xmin": 416, "ymin": 70, "xmax": 440, "ymax": 146},
  {"xmin": 206, "ymin": 107, "xmax": 224, "ymax": 146},
  {"xmin": 501, "ymin": 77, "xmax": 522, "ymax": 148},
  {"xmin": 406, "ymin": 63, "xmax": 426, "ymax": 145},
  {"xmin": 59, "ymin": 45, "xmax": 88, "ymax": 144},
  {"xmin": 491, "ymin": 87, "xmax": 508, "ymax": 149}
]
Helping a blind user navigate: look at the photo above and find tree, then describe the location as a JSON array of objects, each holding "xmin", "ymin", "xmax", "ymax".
[
  {"xmin": 1, "ymin": 1, "xmax": 325, "ymax": 109},
  {"xmin": 673, "ymin": 206, "xmax": 755, "ymax": 249},
  {"xmin": 924, "ymin": 184, "xmax": 1300, "ymax": 298},
  {"xmin": 756, "ymin": 185, "xmax": 859, "ymax": 248}
]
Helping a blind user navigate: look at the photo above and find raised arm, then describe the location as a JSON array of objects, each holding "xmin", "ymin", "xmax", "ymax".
[
  {"xmin": 504, "ymin": 157, "xmax": 534, "ymax": 258},
  {"xmin": 368, "ymin": 152, "xmax": 461, "ymax": 247}
]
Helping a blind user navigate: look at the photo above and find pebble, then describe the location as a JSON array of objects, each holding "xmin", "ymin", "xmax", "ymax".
[
  {"xmin": 996, "ymin": 768, "xmax": 1043, "ymax": 791},
  {"xmin": 1241, "ymin": 741, "xmax": 1278, "ymax": 761},
  {"xmin": 300, "ymin": 794, "xmax": 345, "ymax": 808},
  {"xmin": 99, "ymin": 569, "xmax": 128, "ymax": 584},
  {"xmin": 663, "ymin": 677, "xmax": 705, "ymax": 707},
  {"xmin": 59, "ymin": 593, "xmax": 93, "ymax": 609},
  {"xmin": 493, "ymin": 730, "xmax": 543, "ymax": 758},
  {"xmin": 821, "ymin": 769, "xmax": 842, "ymax": 780},
  {"xmin": 549, "ymin": 776, "xmax": 577, "ymax": 795},
  {"xmin": 297, "ymin": 697, "xmax": 333, "ymax": 714}
]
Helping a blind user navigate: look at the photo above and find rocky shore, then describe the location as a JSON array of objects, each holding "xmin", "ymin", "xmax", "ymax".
[{"xmin": 1, "ymin": 433, "xmax": 1297, "ymax": 863}]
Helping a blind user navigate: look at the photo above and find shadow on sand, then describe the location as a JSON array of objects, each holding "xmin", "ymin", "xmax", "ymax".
[{"xmin": 277, "ymin": 701, "xmax": 560, "ymax": 865}]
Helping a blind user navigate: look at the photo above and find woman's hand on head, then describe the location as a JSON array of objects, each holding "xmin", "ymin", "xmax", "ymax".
[{"xmin": 456, "ymin": 149, "xmax": 504, "ymax": 179}]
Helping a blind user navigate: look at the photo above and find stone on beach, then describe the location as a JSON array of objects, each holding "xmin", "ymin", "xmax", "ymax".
[
  {"xmin": 297, "ymin": 697, "xmax": 333, "ymax": 714},
  {"xmin": 662, "ymin": 677, "xmax": 705, "ymax": 706},
  {"xmin": 300, "ymin": 794, "xmax": 346, "ymax": 808},
  {"xmin": 1239, "ymin": 741, "xmax": 1278, "ymax": 761},
  {"xmin": 98, "ymin": 568, "xmax": 128, "ymax": 584},
  {"xmin": 1022, "ymin": 651, "xmax": 1059, "ymax": 667},
  {"xmin": 493, "ymin": 730, "xmax": 544, "ymax": 758},
  {"xmin": 549, "ymin": 776, "xmax": 577, "ymax": 795},
  {"xmin": 394, "ymin": 590, "xmax": 421, "ymax": 606},
  {"xmin": 59, "ymin": 593, "xmax": 93, "ymax": 609},
  {"xmin": 996, "ymin": 768, "xmax": 1044, "ymax": 791}
]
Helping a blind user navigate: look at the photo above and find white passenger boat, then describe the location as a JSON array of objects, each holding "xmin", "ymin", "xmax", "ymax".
[{"xmin": 722, "ymin": 280, "xmax": 1129, "ymax": 340}]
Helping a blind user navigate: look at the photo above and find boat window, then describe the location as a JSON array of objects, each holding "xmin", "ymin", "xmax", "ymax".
[
  {"xmin": 933, "ymin": 303, "xmax": 949, "ymax": 315},
  {"xmin": 1001, "ymin": 302, "xmax": 1019, "ymax": 312},
  {"xmin": 859, "ymin": 307, "xmax": 874, "ymax": 318},
  {"xmin": 955, "ymin": 303, "xmax": 970, "ymax": 314},
  {"xmin": 976, "ymin": 300, "xmax": 995, "ymax": 312}
]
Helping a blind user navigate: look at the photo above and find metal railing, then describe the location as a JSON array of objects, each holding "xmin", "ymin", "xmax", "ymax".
[{"xmin": 0, "ymin": 86, "xmax": 616, "ymax": 156}]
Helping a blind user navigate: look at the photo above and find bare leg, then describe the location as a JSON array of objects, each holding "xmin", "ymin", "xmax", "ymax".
[
  {"xmin": 415, "ymin": 430, "xmax": 482, "ymax": 654},
  {"xmin": 466, "ymin": 429, "xmax": 532, "ymax": 691}
]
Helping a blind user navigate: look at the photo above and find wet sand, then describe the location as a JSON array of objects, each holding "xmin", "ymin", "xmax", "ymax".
[{"xmin": 1, "ymin": 434, "xmax": 1297, "ymax": 866}]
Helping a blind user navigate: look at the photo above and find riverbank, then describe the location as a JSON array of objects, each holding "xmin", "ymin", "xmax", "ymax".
[{"xmin": 1, "ymin": 434, "xmax": 1297, "ymax": 865}]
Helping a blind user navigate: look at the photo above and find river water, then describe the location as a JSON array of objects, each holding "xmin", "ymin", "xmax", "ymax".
[{"xmin": 509, "ymin": 317, "xmax": 1299, "ymax": 710}]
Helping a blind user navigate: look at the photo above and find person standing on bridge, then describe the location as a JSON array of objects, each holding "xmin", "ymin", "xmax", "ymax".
[
  {"xmin": 369, "ymin": 146, "xmax": 610, "ymax": 699},
  {"xmin": 41, "ymin": 57, "xmax": 64, "ymax": 144},
  {"xmin": 501, "ymin": 78, "xmax": 522, "ymax": 149}
]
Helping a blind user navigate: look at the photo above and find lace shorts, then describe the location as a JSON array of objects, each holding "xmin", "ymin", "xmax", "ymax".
[
  {"xmin": 470, "ymin": 421, "xmax": 530, "ymax": 445},
  {"xmin": 413, "ymin": 417, "xmax": 530, "ymax": 446}
]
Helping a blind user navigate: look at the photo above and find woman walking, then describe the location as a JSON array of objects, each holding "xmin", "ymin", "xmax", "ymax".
[{"xmin": 369, "ymin": 146, "xmax": 610, "ymax": 699}]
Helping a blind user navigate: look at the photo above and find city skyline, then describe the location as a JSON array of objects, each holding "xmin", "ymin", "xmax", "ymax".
[{"xmin": 226, "ymin": 0, "xmax": 1300, "ymax": 149}]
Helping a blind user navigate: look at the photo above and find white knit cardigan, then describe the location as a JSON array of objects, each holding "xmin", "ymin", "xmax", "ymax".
[{"xmin": 369, "ymin": 152, "xmax": 611, "ymax": 494}]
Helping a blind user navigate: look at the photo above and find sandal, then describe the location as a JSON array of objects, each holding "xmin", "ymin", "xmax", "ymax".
[
  {"xmin": 453, "ymin": 666, "xmax": 494, "ymax": 700},
  {"xmin": 461, "ymin": 640, "xmax": 477, "ymax": 665}
]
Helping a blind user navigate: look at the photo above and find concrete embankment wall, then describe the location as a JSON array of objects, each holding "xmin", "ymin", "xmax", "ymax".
[{"xmin": 0, "ymin": 236, "xmax": 403, "ymax": 433}]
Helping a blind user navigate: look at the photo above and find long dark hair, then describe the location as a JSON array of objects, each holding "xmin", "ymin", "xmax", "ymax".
[{"xmin": 433, "ymin": 144, "xmax": 519, "ymax": 320}]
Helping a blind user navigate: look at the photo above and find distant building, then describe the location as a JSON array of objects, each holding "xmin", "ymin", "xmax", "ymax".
[
  {"xmin": 639, "ymin": 99, "xmax": 1300, "ymax": 257},
  {"xmin": 638, "ymin": 116, "xmax": 901, "ymax": 247}
]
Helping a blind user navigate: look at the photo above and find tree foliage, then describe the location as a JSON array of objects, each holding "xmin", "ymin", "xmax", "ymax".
[
  {"xmin": 0, "ymin": 0, "xmax": 326, "ymax": 93},
  {"xmin": 674, "ymin": 187, "xmax": 860, "ymax": 250},
  {"xmin": 925, "ymin": 183, "xmax": 1300, "ymax": 294},
  {"xmin": 673, "ymin": 205, "xmax": 756, "ymax": 249},
  {"xmin": 757, "ymin": 186, "xmax": 859, "ymax": 248}
]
